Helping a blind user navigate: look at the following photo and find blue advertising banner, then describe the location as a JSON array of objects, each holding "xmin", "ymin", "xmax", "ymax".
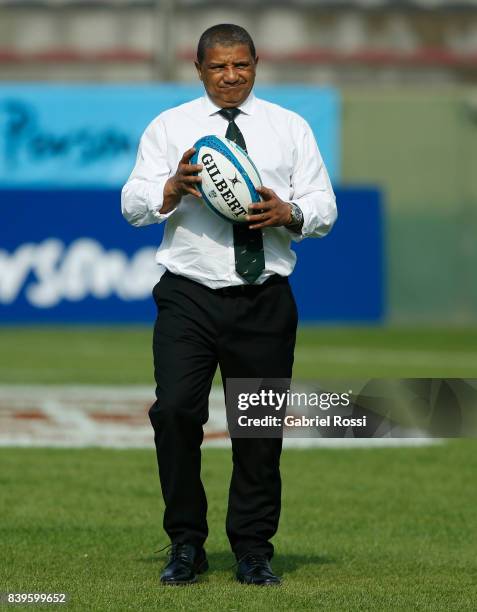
[
  {"xmin": 0, "ymin": 187, "xmax": 384, "ymax": 323},
  {"xmin": 0, "ymin": 84, "xmax": 340, "ymax": 188}
]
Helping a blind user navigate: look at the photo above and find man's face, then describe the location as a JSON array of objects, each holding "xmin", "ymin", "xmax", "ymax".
[{"xmin": 195, "ymin": 44, "xmax": 258, "ymax": 108}]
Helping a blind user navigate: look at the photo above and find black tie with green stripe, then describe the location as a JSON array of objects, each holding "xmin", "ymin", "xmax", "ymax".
[{"xmin": 218, "ymin": 108, "xmax": 265, "ymax": 284}]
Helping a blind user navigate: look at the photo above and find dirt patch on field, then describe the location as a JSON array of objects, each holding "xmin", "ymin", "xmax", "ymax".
[{"xmin": 0, "ymin": 385, "xmax": 227, "ymax": 448}]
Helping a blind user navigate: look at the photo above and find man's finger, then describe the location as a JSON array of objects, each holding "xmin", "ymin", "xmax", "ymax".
[
  {"xmin": 249, "ymin": 220, "xmax": 273, "ymax": 230},
  {"xmin": 184, "ymin": 163, "xmax": 203, "ymax": 173},
  {"xmin": 256, "ymin": 186, "xmax": 274, "ymax": 199},
  {"xmin": 180, "ymin": 147, "xmax": 197, "ymax": 163},
  {"xmin": 181, "ymin": 163, "xmax": 202, "ymax": 175},
  {"xmin": 246, "ymin": 211, "xmax": 272, "ymax": 223},
  {"xmin": 182, "ymin": 175, "xmax": 202, "ymax": 184},
  {"xmin": 185, "ymin": 186, "xmax": 202, "ymax": 198},
  {"xmin": 249, "ymin": 202, "xmax": 272, "ymax": 212}
]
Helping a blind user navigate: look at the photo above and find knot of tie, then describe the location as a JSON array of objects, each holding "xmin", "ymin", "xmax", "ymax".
[{"xmin": 219, "ymin": 108, "xmax": 241, "ymax": 122}]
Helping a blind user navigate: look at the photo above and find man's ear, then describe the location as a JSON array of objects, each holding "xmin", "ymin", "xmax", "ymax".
[
  {"xmin": 254, "ymin": 56, "xmax": 259, "ymax": 67},
  {"xmin": 194, "ymin": 61, "xmax": 203, "ymax": 81}
]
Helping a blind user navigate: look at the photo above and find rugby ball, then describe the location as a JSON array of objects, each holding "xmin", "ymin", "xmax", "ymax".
[{"xmin": 191, "ymin": 135, "xmax": 262, "ymax": 223}]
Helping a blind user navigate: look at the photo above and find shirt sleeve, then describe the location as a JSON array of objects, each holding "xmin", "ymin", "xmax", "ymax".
[
  {"xmin": 287, "ymin": 115, "xmax": 337, "ymax": 242},
  {"xmin": 121, "ymin": 117, "xmax": 176, "ymax": 227}
]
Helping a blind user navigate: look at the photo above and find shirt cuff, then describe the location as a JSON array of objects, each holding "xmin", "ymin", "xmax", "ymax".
[
  {"xmin": 147, "ymin": 182, "xmax": 170, "ymax": 221},
  {"xmin": 288, "ymin": 196, "xmax": 337, "ymax": 242},
  {"xmin": 285, "ymin": 202, "xmax": 305, "ymax": 243}
]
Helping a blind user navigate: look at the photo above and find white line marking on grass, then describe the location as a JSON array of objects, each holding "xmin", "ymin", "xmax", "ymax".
[
  {"xmin": 0, "ymin": 385, "xmax": 442, "ymax": 449},
  {"xmin": 297, "ymin": 347, "xmax": 477, "ymax": 367}
]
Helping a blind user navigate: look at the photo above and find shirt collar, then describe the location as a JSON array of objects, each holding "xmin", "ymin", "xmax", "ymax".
[{"xmin": 203, "ymin": 91, "xmax": 256, "ymax": 116}]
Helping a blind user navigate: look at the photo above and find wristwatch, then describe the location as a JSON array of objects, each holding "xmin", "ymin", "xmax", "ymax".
[{"xmin": 286, "ymin": 202, "xmax": 304, "ymax": 233}]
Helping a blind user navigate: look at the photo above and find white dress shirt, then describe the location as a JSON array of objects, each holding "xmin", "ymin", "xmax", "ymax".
[{"xmin": 121, "ymin": 92, "xmax": 337, "ymax": 288}]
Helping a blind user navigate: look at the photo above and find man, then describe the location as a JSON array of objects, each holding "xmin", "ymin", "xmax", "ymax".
[{"xmin": 122, "ymin": 24, "xmax": 336, "ymax": 586}]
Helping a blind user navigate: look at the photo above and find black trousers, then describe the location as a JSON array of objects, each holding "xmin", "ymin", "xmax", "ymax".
[{"xmin": 148, "ymin": 270, "xmax": 297, "ymax": 560}]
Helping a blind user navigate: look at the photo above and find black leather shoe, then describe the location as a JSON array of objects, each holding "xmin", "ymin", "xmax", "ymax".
[
  {"xmin": 236, "ymin": 553, "xmax": 281, "ymax": 586},
  {"xmin": 160, "ymin": 543, "xmax": 208, "ymax": 585}
]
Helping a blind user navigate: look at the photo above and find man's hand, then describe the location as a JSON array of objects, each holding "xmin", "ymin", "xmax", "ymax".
[
  {"xmin": 246, "ymin": 186, "xmax": 292, "ymax": 230},
  {"xmin": 162, "ymin": 148, "xmax": 203, "ymax": 214}
]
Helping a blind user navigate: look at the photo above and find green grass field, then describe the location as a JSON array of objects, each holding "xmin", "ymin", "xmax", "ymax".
[
  {"xmin": 1, "ymin": 325, "xmax": 477, "ymax": 383},
  {"xmin": 1, "ymin": 443, "xmax": 476, "ymax": 610},
  {"xmin": 1, "ymin": 325, "xmax": 476, "ymax": 610}
]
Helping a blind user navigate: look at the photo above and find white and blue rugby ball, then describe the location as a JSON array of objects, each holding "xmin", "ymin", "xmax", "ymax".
[{"xmin": 191, "ymin": 135, "xmax": 262, "ymax": 223}]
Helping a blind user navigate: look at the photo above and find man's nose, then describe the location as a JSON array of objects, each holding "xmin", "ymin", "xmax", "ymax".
[{"xmin": 223, "ymin": 67, "xmax": 239, "ymax": 83}]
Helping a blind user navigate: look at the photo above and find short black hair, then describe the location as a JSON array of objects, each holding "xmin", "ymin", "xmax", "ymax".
[{"xmin": 197, "ymin": 24, "xmax": 256, "ymax": 64}]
